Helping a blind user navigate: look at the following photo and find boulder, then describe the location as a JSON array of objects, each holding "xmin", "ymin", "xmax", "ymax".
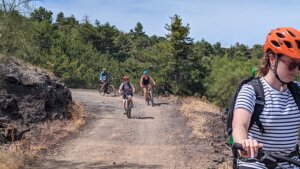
[{"xmin": 0, "ymin": 57, "xmax": 72, "ymax": 127}]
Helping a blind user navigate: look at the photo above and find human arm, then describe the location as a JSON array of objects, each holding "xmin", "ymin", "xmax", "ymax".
[
  {"xmin": 140, "ymin": 76, "xmax": 144, "ymax": 88},
  {"xmin": 118, "ymin": 83, "xmax": 124, "ymax": 94},
  {"xmin": 149, "ymin": 75, "xmax": 156, "ymax": 86},
  {"xmin": 130, "ymin": 82, "xmax": 136, "ymax": 93},
  {"xmin": 232, "ymin": 109, "xmax": 262, "ymax": 157},
  {"xmin": 232, "ymin": 85, "xmax": 263, "ymax": 158}
]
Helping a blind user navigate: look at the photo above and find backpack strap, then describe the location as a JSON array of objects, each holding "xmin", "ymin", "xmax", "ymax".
[
  {"xmin": 231, "ymin": 78, "xmax": 265, "ymax": 169},
  {"xmin": 227, "ymin": 77, "xmax": 256, "ymax": 135},
  {"xmin": 248, "ymin": 78, "xmax": 265, "ymax": 133},
  {"xmin": 287, "ymin": 82, "xmax": 300, "ymax": 113},
  {"xmin": 287, "ymin": 82, "xmax": 300, "ymax": 157}
]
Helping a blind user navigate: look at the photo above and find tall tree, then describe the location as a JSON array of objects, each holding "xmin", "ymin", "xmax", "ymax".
[
  {"xmin": 0, "ymin": 11, "xmax": 34, "ymax": 58},
  {"xmin": 130, "ymin": 22, "xmax": 149, "ymax": 58},
  {"xmin": 30, "ymin": 7, "xmax": 53, "ymax": 56},
  {"xmin": 30, "ymin": 7, "xmax": 52, "ymax": 23},
  {"xmin": 164, "ymin": 14, "xmax": 194, "ymax": 95}
]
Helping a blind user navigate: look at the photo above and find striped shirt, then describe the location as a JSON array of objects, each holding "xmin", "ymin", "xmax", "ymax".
[{"xmin": 235, "ymin": 77, "xmax": 300, "ymax": 169}]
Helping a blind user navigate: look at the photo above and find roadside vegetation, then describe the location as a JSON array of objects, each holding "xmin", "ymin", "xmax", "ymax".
[{"xmin": 0, "ymin": 101, "xmax": 85, "ymax": 169}]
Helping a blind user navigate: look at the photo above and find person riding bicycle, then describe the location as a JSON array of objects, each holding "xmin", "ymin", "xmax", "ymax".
[
  {"xmin": 99, "ymin": 68, "xmax": 110, "ymax": 93},
  {"xmin": 140, "ymin": 70, "xmax": 156, "ymax": 102},
  {"xmin": 232, "ymin": 27, "xmax": 300, "ymax": 168},
  {"xmin": 119, "ymin": 75, "xmax": 136, "ymax": 111}
]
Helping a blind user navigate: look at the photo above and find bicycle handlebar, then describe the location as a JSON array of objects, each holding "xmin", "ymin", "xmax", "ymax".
[{"xmin": 233, "ymin": 143, "xmax": 300, "ymax": 167}]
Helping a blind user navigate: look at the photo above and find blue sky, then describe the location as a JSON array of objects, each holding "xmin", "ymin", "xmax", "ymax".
[{"xmin": 34, "ymin": 0, "xmax": 300, "ymax": 47}]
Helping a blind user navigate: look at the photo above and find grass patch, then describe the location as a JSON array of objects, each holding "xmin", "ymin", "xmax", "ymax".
[
  {"xmin": 25, "ymin": 101, "xmax": 86, "ymax": 154},
  {"xmin": 179, "ymin": 97, "xmax": 231, "ymax": 169},
  {"xmin": 180, "ymin": 97, "xmax": 220, "ymax": 139},
  {"xmin": 0, "ymin": 101, "xmax": 86, "ymax": 168},
  {"xmin": 0, "ymin": 148, "xmax": 22, "ymax": 169},
  {"xmin": 218, "ymin": 161, "xmax": 232, "ymax": 169}
]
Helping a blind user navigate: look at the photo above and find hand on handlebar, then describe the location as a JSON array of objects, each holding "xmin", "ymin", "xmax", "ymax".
[
  {"xmin": 233, "ymin": 142, "xmax": 300, "ymax": 167},
  {"xmin": 236, "ymin": 139, "xmax": 263, "ymax": 158}
]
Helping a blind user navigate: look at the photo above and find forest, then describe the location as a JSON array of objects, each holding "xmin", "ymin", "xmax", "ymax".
[{"xmin": 0, "ymin": 2, "xmax": 264, "ymax": 108}]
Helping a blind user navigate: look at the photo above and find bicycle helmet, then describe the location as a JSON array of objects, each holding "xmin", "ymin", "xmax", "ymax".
[
  {"xmin": 123, "ymin": 75, "xmax": 129, "ymax": 81},
  {"xmin": 264, "ymin": 27, "xmax": 300, "ymax": 59},
  {"xmin": 143, "ymin": 70, "xmax": 149, "ymax": 75},
  {"xmin": 103, "ymin": 68, "xmax": 106, "ymax": 71}
]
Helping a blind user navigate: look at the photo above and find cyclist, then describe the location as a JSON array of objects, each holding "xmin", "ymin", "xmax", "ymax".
[
  {"xmin": 140, "ymin": 70, "xmax": 156, "ymax": 102},
  {"xmin": 232, "ymin": 27, "xmax": 300, "ymax": 168},
  {"xmin": 119, "ymin": 76, "xmax": 136, "ymax": 112},
  {"xmin": 99, "ymin": 68, "xmax": 110, "ymax": 93}
]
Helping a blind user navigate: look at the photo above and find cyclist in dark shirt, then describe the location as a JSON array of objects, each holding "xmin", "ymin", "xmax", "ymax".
[{"xmin": 140, "ymin": 70, "xmax": 156, "ymax": 102}]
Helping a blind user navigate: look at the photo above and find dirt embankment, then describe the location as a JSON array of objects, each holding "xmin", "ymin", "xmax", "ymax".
[
  {"xmin": 0, "ymin": 57, "xmax": 84, "ymax": 169},
  {"xmin": 180, "ymin": 98, "xmax": 231, "ymax": 168}
]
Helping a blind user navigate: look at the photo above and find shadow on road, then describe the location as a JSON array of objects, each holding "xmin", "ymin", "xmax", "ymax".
[
  {"xmin": 40, "ymin": 160, "xmax": 162, "ymax": 169},
  {"xmin": 153, "ymin": 102, "xmax": 169, "ymax": 106},
  {"xmin": 131, "ymin": 116, "xmax": 155, "ymax": 120}
]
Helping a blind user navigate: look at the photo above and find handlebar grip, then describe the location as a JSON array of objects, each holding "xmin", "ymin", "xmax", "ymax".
[{"xmin": 233, "ymin": 142, "xmax": 245, "ymax": 151}]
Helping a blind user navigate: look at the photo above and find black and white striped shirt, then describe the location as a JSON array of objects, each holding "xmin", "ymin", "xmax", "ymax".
[{"xmin": 235, "ymin": 77, "xmax": 300, "ymax": 169}]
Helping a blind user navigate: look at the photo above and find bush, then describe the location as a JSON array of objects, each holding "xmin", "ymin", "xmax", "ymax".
[{"xmin": 204, "ymin": 56, "xmax": 259, "ymax": 108}]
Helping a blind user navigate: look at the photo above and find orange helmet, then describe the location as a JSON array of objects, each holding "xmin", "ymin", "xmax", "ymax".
[
  {"xmin": 123, "ymin": 75, "xmax": 129, "ymax": 81},
  {"xmin": 264, "ymin": 27, "xmax": 300, "ymax": 59}
]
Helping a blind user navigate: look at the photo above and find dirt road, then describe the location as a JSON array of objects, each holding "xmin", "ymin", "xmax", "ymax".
[{"xmin": 37, "ymin": 89, "xmax": 223, "ymax": 169}]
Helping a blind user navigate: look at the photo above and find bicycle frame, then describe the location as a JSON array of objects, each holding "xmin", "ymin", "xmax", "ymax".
[
  {"xmin": 146, "ymin": 84, "xmax": 154, "ymax": 106},
  {"xmin": 123, "ymin": 95, "xmax": 132, "ymax": 118}
]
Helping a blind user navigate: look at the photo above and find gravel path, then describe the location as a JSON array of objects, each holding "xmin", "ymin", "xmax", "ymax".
[{"xmin": 35, "ymin": 89, "xmax": 220, "ymax": 169}]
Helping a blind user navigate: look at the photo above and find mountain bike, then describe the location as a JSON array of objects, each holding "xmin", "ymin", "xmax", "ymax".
[
  {"xmin": 146, "ymin": 84, "xmax": 154, "ymax": 107},
  {"xmin": 123, "ymin": 95, "xmax": 133, "ymax": 118},
  {"xmin": 233, "ymin": 143, "xmax": 300, "ymax": 169},
  {"xmin": 98, "ymin": 81, "xmax": 116, "ymax": 96}
]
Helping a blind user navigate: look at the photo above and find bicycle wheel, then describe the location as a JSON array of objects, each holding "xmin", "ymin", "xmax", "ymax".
[
  {"xmin": 98, "ymin": 84, "xmax": 105, "ymax": 96},
  {"xmin": 108, "ymin": 85, "xmax": 116, "ymax": 96},
  {"xmin": 146, "ymin": 92, "xmax": 150, "ymax": 106},
  {"xmin": 149, "ymin": 91, "xmax": 154, "ymax": 107},
  {"xmin": 126, "ymin": 100, "xmax": 131, "ymax": 118}
]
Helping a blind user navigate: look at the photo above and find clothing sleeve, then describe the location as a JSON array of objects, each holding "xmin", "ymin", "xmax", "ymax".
[{"xmin": 234, "ymin": 84, "xmax": 256, "ymax": 114}]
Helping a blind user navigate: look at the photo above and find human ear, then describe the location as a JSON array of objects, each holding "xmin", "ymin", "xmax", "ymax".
[{"xmin": 269, "ymin": 54, "xmax": 276, "ymax": 68}]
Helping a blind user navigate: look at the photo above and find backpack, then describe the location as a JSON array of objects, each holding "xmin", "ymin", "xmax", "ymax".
[
  {"xmin": 226, "ymin": 77, "xmax": 300, "ymax": 168},
  {"xmin": 122, "ymin": 82, "xmax": 132, "ymax": 90}
]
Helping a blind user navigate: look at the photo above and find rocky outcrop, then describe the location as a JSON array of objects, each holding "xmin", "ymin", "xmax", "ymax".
[{"xmin": 0, "ymin": 57, "xmax": 72, "ymax": 127}]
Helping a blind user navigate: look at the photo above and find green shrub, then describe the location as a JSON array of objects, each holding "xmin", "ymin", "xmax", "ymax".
[{"xmin": 204, "ymin": 56, "xmax": 259, "ymax": 108}]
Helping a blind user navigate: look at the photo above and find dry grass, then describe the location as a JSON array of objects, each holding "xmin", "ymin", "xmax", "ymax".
[
  {"xmin": 179, "ymin": 97, "xmax": 232, "ymax": 169},
  {"xmin": 67, "ymin": 101, "xmax": 86, "ymax": 128},
  {"xmin": 27, "ymin": 101, "xmax": 86, "ymax": 155},
  {"xmin": 0, "ymin": 149, "xmax": 21, "ymax": 169},
  {"xmin": 217, "ymin": 161, "xmax": 232, "ymax": 169},
  {"xmin": 0, "ymin": 101, "xmax": 86, "ymax": 169},
  {"xmin": 180, "ymin": 97, "xmax": 220, "ymax": 139}
]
